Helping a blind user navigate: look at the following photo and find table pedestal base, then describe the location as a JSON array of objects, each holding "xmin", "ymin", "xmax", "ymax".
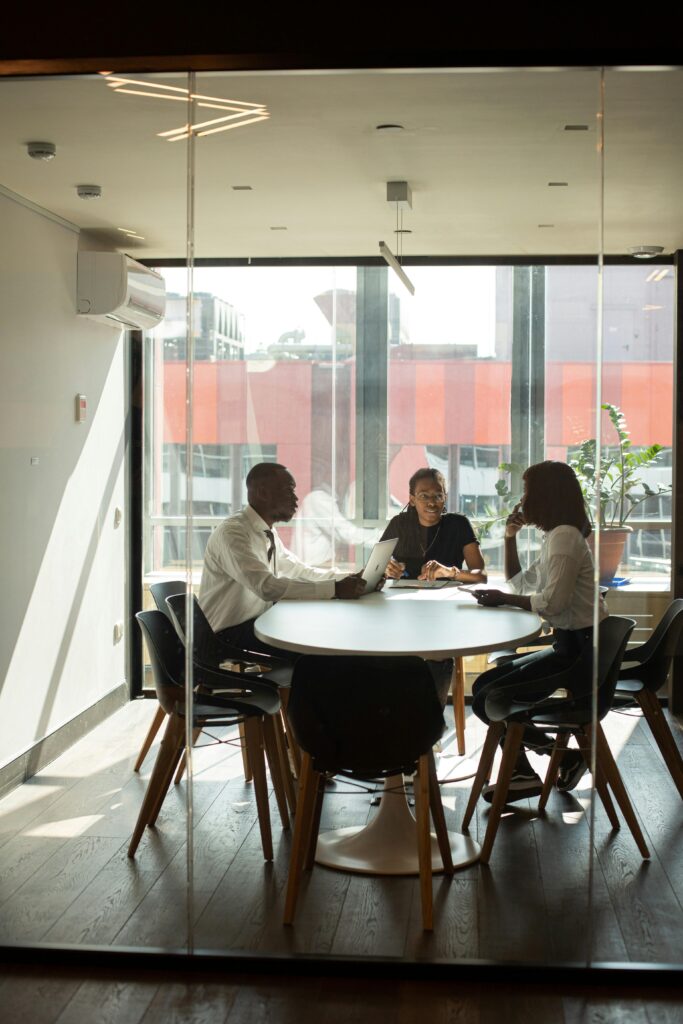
[{"xmin": 315, "ymin": 774, "xmax": 480, "ymax": 876}]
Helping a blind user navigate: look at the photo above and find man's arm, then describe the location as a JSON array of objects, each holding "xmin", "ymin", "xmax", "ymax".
[{"xmin": 217, "ymin": 525, "xmax": 337, "ymax": 601}]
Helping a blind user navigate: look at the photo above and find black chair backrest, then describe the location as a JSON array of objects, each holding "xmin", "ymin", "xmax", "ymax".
[
  {"xmin": 626, "ymin": 599, "xmax": 683, "ymax": 692},
  {"xmin": 596, "ymin": 616, "xmax": 637, "ymax": 717},
  {"xmin": 165, "ymin": 593, "xmax": 233, "ymax": 666},
  {"xmin": 136, "ymin": 610, "xmax": 185, "ymax": 714},
  {"xmin": 288, "ymin": 655, "xmax": 445, "ymax": 777},
  {"xmin": 150, "ymin": 580, "xmax": 187, "ymax": 619}
]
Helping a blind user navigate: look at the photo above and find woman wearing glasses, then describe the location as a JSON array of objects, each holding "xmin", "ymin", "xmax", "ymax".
[{"xmin": 381, "ymin": 467, "xmax": 487, "ymax": 583}]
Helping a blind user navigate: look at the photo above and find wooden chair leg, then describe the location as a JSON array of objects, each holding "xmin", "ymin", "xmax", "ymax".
[
  {"xmin": 128, "ymin": 713, "xmax": 184, "ymax": 857},
  {"xmin": 274, "ymin": 712, "xmax": 298, "ymax": 815},
  {"xmin": 303, "ymin": 772, "xmax": 326, "ymax": 870},
  {"xmin": 284, "ymin": 753, "xmax": 320, "ymax": 925},
  {"xmin": 595, "ymin": 723, "xmax": 650, "ymax": 859},
  {"xmin": 148, "ymin": 724, "xmax": 187, "ymax": 828},
  {"xmin": 480, "ymin": 721, "xmax": 525, "ymax": 865},
  {"xmin": 451, "ymin": 657, "xmax": 467, "ymax": 756},
  {"xmin": 244, "ymin": 717, "xmax": 273, "ymax": 861},
  {"xmin": 428, "ymin": 750, "xmax": 453, "ymax": 874},
  {"xmin": 173, "ymin": 726, "xmax": 202, "ymax": 785},
  {"xmin": 133, "ymin": 703, "xmax": 166, "ymax": 772},
  {"xmin": 280, "ymin": 691, "xmax": 302, "ymax": 779},
  {"xmin": 413, "ymin": 755, "xmax": 434, "ymax": 930},
  {"xmin": 577, "ymin": 728, "xmax": 620, "ymax": 830},
  {"xmin": 239, "ymin": 721, "xmax": 252, "ymax": 782},
  {"xmin": 461, "ymin": 721, "xmax": 504, "ymax": 830},
  {"xmin": 262, "ymin": 714, "xmax": 290, "ymax": 830},
  {"xmin": 538, "ymin": 732, "xmax": 570, "ymax": 811},
  {"xmin": 637, "ymin": 688, "xmax": 683, "ymax": 799}
]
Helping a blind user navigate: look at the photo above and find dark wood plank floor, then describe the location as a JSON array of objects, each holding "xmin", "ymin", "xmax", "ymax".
[
  {"xmin": 1, "ymin": 698, "xmax": 683, "ymax": 971},
  {"xmin": 2, "ymin": 964, "xmax": 683, "ymax": 1024}
]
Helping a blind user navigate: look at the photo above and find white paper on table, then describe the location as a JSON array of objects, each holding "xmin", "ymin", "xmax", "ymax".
[{"xmin": 389, "ymin": 579, "xmax": 455, "ymax": 589}]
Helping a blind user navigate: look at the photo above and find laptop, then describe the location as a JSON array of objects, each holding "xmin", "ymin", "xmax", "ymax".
[{"xmin": 360, "ymin": 537, "xmax": 398, "ymax": 592}]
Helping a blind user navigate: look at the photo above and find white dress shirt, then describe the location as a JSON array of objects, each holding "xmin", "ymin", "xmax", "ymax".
[
  {"xmin": 508, "ymin": 524, "xmax": 607, "ymax": 631},
  {"xmin": 199, "ymin": 504, "xmax": 346, "ymax": 632}
]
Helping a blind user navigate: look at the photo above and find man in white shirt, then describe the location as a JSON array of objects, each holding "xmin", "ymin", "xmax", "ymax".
[{"xmin": 199, "ymin": 462, "xmax": 367, "ymax": 658}]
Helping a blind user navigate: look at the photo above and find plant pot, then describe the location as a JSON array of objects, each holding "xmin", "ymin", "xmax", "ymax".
[{"xmin": 588, "ymin": 527, "xmax": 632, "ymax": 586}]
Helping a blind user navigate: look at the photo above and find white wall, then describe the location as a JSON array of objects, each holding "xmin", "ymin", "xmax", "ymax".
[{"xmin": 0, "ymin": 191, "xmax": 127, "ymax": 769}]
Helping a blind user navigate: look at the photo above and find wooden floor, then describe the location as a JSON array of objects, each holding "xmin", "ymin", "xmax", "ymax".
[
  {"xmin": 2, "ymin": 964, "xmax": 683, "ymax": 1024},
  {"xmin": 1, "ymin": 698, "xmax": 683, "ymax": 971}
]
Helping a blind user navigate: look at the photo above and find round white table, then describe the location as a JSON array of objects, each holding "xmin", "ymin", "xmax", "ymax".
[{"xmin": 256, "ymin": 586, "xmax": 541, "ymax": 876}]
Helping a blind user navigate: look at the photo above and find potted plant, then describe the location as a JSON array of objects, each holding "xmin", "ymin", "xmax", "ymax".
[{"xmin": 570, "ymin": 403, "xmax": 671, "ymax": 583}]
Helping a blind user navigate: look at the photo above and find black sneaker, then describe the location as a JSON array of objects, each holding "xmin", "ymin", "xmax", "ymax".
[
  {"xmin": 482, "ymin": 770, "xmax": 543, "ymax": 804},
  {"xmin": 555, "ymin": 750, "xmax": 587, "ymax": 793}
]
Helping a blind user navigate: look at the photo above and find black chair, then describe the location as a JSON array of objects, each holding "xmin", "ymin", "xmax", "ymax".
[
  {"xmin": 130, "ymin": 610, "xmax": 287, "ymax": 860},
  {"xmin": 149, "ymin": 579, "xmax": 188, "ymax": 615},
  {"xmin": 166, "ymin": 592, "xmax": 299, "ymax": 811},
  {"xmin": 613, "ymin": 599, "xmax": 683, "ymax": 799},
  {"xmin": 283, "ymin": 655, "xmax": 454, "ymax": 931},
  {"xmin": 133, "ymin": 580, "xmax": 188, "ymax": 773},
  {"xmin": 463, "ymin": 616, "xmax": 650, "ymax": 864},
  {"xmin": 165, "ymin": 592, "xmax": 292, "ymax": 683}
]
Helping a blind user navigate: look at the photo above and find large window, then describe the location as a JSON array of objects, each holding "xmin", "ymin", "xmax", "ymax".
[{"xmin": 144, "ymin": 262, "xmax": 674, "ymax": 583}]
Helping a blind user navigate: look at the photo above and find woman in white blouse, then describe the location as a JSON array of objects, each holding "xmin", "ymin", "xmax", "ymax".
[{"xmin": 471, "ymin": 460, "xmax": 607, "ymax": 801}]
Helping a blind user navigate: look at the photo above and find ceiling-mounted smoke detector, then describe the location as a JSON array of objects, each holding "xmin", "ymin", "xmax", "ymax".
[
  {"xmin": 628, "ymin": 245, "xmax": 664, "ymax": 259},
  {"xmin": 27, "ymin": 141, "xmax": 56, "ymax": 161},
  {"xmin": 76, "ymin": 184, "xmax": 103, "ymax": 200}
]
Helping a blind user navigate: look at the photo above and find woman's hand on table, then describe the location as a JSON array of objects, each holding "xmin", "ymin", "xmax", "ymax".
[
  {"xmin": 419, "ymin": 560, "xmax": 458, "ymax": 581},
  {"xmin": 384, "ymin": 557, "xmax": 406, "ymax": 580},
  {"xmin": 473, "ymin": 588, "xmax": 509, "ymax": 607},
  {"xmin": 473, "ymin": 589, "xmax": 532, "ymax": 612}
]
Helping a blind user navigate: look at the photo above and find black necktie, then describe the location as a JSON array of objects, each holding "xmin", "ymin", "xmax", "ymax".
[{"xmin": 264, "ymin": 529, "xmax": 276, "ymax": 571}]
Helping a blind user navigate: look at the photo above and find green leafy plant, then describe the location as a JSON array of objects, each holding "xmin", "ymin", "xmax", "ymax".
[
  {"xmin": 570, "ymin": 403, "xmax": 671, "ymax": 529},
  {"xmin": 476, "ymin": 461, "xmax": 522, "ymax": 538}
]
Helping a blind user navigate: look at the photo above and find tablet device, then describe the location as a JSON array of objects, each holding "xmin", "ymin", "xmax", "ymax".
[{"xmin": 361, "ymin": 537, "xmax": 398, "ymax": 592}]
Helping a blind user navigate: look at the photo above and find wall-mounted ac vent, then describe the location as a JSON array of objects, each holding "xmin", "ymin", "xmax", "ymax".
[{"xmin": 77, "ymin": 252, "xmax": 165, "ymax": 330}]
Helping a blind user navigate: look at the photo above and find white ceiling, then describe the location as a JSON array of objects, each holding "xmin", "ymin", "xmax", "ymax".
[{"xmin": 1, "ymin": 68, "xmax": 682, "ymax": 259}]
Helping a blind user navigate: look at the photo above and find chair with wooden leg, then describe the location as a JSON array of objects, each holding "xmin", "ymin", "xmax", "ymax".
[
  {"xmin": 129, "ymin": 611, "xmax": 287, "ymax": 860},
  {"xmin": 165, "ymin": 593, "xmax": 299, "ymax": 813},
  {"xmin": 450, "ymin": 657, "xmax": 467, "ymax": 756},
  {"xmin": 283, "ymin": 655, "xmax": 454, "ymax": 932},
  {"xmin": 463, "ymin": 616, "xmax": 650, "ymax": 864},
  {"xmin": 133, "ymin": 580, "xmax": 187, "ymax": 772},
  {"xmin": 612, "ymin": 599, "xmax": 683, "ymax": 799}
]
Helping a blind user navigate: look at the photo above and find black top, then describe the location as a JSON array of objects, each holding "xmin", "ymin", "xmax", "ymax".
[{"xmin": 380, "ymin": 511, "xmax": 479, "ymax": 579}]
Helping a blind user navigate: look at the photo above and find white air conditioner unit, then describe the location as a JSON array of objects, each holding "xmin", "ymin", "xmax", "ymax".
[{"xmin": 77, "ymin": 252, "xmax": 165, "ymax": 330}]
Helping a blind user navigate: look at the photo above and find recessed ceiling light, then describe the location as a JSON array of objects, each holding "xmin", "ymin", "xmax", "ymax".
[
  {"xmin": 376, "ymin": 123, "xmax": 405, "ymax": 133},
  {"xmin": 564, "ymin": 124, "xmax": 589, "ymax": 131},
  {"xmin": 548, "ymin": 182, "xmax": 569, "ymax": 187},
  {"xmin": 629, "ymin": 245, "xmax": 664, "ymax": 259},
  {"xmin": 232, "ymin": 185, "xmax": 253, "ymax": 190},
  {"xmin": 270, "ymin": 226, "xmax": 287, "ymax": 231},
  {"xmin": 643, "ymin": 305, "xmax": 663, "ymax": 311}
]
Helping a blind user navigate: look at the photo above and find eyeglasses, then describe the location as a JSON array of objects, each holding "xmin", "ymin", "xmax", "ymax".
[{"xmin": 414, "ymin": 492, "xmax": 446, "ymax": 503}]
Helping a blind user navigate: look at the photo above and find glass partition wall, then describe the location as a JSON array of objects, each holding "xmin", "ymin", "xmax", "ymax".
[
  {"xmin": 0, "ymin": 70, "xmax": 196, "ymax": 952},
  {"xmin": 2, "ymin": 62, "xmax": 682, "ymax": 973}
]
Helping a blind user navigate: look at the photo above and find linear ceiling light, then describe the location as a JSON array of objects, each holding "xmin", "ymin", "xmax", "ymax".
[
  {"xmin": 379, "ymin": 241, "xmax": 415, "ymax": 296},
  {"xmin": 100, "ymin": 73, "xmax": 269, "ymax": 142}
]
